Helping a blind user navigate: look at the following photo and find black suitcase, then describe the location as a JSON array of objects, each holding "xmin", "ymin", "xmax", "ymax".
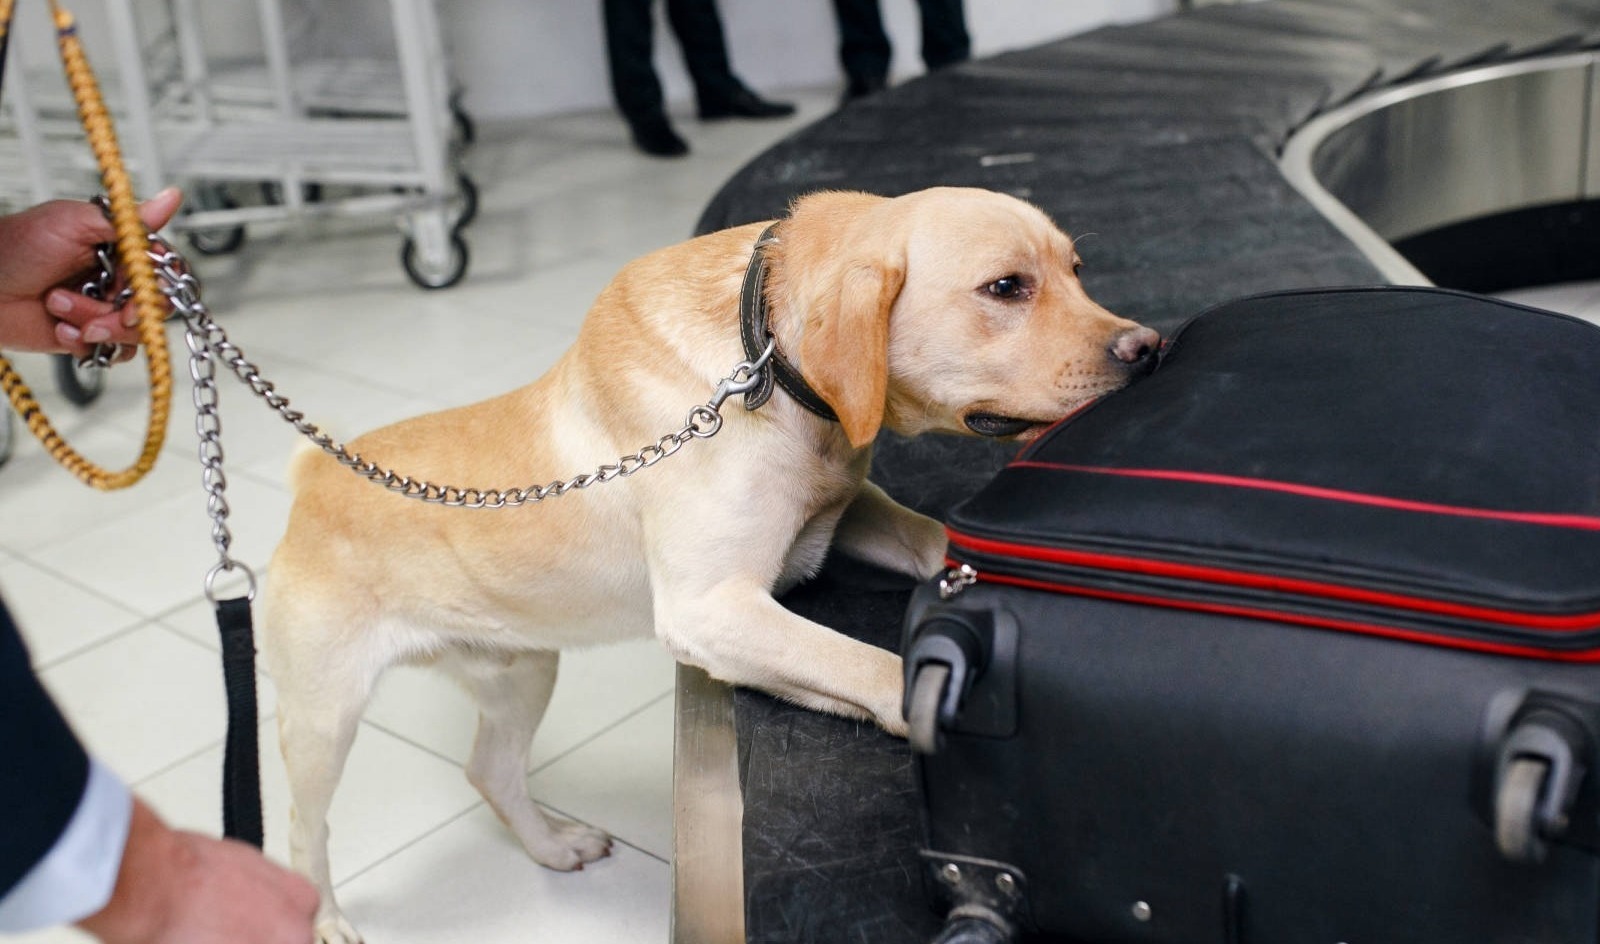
[{"xmin": 901, "ymin": 287, "xmax": 1600, "ymax": 944}]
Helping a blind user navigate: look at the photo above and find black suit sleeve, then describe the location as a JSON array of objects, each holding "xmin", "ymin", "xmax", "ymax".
[{"xmin": 0, "ymin": 597, "xmax": 90, "ymax": 898}]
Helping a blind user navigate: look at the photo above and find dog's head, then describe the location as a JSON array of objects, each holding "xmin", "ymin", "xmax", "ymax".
[{"xmin": 768, "ymin": 187, "xmax": 1160, "ymax": 448}]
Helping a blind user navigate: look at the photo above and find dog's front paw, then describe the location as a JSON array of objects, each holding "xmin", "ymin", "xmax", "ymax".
[
  {"xmin": 878, "ymin": 711, "xmax": 910, "ymax": 739},
  {"xmin": 907, "ymin": 514, "xmax": 950, "ymax": 580},
  {"xmin": 522, "ymin": 816, "xmax": 614, "ymax": 871},
  {"xmin": 316, "ymin": 911, "xmax": 364, "ymax": 944}
]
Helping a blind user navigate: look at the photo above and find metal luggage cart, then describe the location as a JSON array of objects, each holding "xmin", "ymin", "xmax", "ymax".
[
  {"xmin": 4, "ymin": 0, "xmax": 476, "ymax": 289},
  {"xmin": 196, "ymin": 0, "xmax": 475, "ymax": 145}
]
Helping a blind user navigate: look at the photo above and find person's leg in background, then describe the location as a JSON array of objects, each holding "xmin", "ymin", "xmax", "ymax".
[
  {"xmin": 915, "ymin": 0, "xmax": 970, "ymax": 71},
  {"xmin": 602, "ymin": 0, "xmax": 690, "ymax": 157},
  {"xmin": 831, "ymin": 0, "xmax": 892, "ymax": 102},
  {"xmin": 664, "ymin": 0, "xmax": 796, "ymax": 120}
]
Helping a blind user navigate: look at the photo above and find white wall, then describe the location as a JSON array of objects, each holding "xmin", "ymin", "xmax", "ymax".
[
  {"xmin": 205, "ymin": 0, "xmax": 1175, "ymax": 121},
  {"xmin": 13, "ymin": 1, "xmax": 1176, "ymax": 121},
  {"xmin": 457, "ymin": 0, "xmax": 1177, "ymax": 119}
]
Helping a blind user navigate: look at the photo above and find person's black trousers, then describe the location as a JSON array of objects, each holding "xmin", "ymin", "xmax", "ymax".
[
  {"xmin": 831, "ymin": 0, "xmax": 970, "ymax": 88},
  {"xmin": 602, "ymin": 0, "xmax": 742, "ymax": 122}
]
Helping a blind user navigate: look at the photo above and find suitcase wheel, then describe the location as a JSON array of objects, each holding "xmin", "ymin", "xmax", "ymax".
[
  {"xmin": 1496, "ymin": 755, "xmax": 1551, "ymax": 864},
  {"xmin": 1491, "ymin": 708, "xmax": 1589, "ymax": 866},
  {"xmin": 930, "ymin": 915, "xmax": 1014, "ymax": 944},
  {"xmin": 908, "ymin": 662, "xmax": 952, "ymax": 755}
]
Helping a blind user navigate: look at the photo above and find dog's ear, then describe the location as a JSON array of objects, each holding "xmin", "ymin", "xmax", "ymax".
[{"xmin": 797, "ymin": 256, "xmax": 905, "ymax": 448}]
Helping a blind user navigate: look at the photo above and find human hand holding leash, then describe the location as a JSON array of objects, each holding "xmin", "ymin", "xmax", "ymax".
[
  {"xmin": 75, "ymin": 798, "xmax": 317, "ymax": 944},
  {"xmin": 0, "ymin": 188, "xmax": 182, "ymax": 361}
]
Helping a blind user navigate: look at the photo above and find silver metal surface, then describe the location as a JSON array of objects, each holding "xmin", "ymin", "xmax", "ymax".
[
  {"xmin": 672, "ymin": 664, "xmax": 746, "ymax": 944},
  {"xmin": 939, "ymin": 563, "xmax": 977, "ymax": 600},
  {"xmin": 1280, "ymin": 52, "xmax": 1600, "ymax": 285},
  {"xmin": 1587, "ymin": 65, "xmax": 1600, "ymax": 200}
]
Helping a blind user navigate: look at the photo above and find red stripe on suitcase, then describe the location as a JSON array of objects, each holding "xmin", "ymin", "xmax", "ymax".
[
  {"xmin": 1006, "ymin": 462, "xmax": 1600, "ymax": 532},
  {"xmin": 952, "ymin": 565, "xmax": 1600, "ymax": 662},
  {"xmin": 946, "ymin": 531, "xmax": 1600, "ymax": 633}
]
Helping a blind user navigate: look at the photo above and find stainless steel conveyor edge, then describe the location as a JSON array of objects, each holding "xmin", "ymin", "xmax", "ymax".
[{"xmin": 1280, "ymin": 50, "xmax": 1600, "ymax": 286}]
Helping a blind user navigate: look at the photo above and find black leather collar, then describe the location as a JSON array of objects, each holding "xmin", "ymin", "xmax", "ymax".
[{"xmin": 738, "ymin": 224, "xmax": 840, "ymax": 422}]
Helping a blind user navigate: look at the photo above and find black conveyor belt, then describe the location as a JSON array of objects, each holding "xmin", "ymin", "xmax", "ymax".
[{"xmin": 691, "ymin": 3, "xmax": 1600, "ymax": 941}]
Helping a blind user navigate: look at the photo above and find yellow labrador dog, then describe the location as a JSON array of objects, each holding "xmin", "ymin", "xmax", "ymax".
[{"xmin": 260, "ymin": 186, "xmax": 1158, "ymax": 941}]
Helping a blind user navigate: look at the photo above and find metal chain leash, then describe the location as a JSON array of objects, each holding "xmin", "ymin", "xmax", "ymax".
[
  {"xmin": 76, "ymin": 242, "xmax": 121, "ymax": 369},
  {"xmin": 92, "ymin": 219, "xmax": 773, "ymax": 598}
]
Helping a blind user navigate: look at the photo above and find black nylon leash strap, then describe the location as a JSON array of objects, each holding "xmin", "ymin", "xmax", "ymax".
[
  {"xmin": 738, "ymin": 223, "xmax": 839, "ymax": 422},
  {"xmin": 215, "ymin": 596, "xmax": 264, "ymax": 849}
]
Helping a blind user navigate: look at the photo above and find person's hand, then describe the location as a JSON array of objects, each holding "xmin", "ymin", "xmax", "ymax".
[
  {"xmin": 77, "ymin": 798, "xmax": 318, "ymax": 944},
  {"xmin": 0, "ymin": 188, "xmax": 183, "ymax": 362}
]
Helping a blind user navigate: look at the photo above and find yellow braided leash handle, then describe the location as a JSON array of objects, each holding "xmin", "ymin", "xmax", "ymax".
[{"xmin": 0, "ymin": 1, "xmax": 171, "ymax": 490}]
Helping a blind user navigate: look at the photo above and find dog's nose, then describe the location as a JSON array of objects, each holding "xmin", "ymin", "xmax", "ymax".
[{"xmin": 1110, "ymin": 326, "xmax": 1161, "ymax": 373}]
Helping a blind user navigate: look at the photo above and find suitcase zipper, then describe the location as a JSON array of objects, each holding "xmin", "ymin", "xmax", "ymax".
[
  {"xmin": 945, "ymin": 531, "xmax": 1600, "ymax": 661},
  {"xmin": 938, "ymin": 563, "xmax": 978, "ymax": 599}
]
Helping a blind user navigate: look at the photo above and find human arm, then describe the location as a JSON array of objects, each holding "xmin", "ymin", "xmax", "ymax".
[{"xmin": 0, "ymin": 597, "xmax": 317, "ymax": 943}]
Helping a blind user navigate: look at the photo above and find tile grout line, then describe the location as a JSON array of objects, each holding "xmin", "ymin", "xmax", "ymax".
[
  {"xmin": 360, "ymin": 686, "xmax": 674, "ymax": 778},
  {"xmin": 331, "ymin": 794, "xmax": 670, "ymax": 893},
  {"xmin": 28, "ymin": 620, "xmax": 150, "ymax": 673},
  {"xmin": 527, "ymin": 688, "xmax": 676, "ymax": 776}
]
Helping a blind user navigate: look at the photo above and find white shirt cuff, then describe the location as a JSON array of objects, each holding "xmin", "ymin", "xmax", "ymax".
[{"xmin": 0, "ymin": 759, "xmax": 132, "ymax": 931}]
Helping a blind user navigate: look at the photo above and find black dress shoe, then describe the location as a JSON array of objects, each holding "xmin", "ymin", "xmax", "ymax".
[
  {"xmin": 698, "ymin": 87, "xmax": 797, "ymax": 121},
  {"xmin": 627, "ymin": 114, "xmax": 689, "ymax": 157},
  {"xmin": 840, "ymin": 75, "xmax": 887, "ymax": 106}
]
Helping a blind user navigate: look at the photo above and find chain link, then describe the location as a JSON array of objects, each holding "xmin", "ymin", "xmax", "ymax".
[
  {"xmin": 104, "ymin": 228, "xmax": 771, "ymax": 532},
  {"xmin": 75, "ymin": 234, "xmax": 123, "ymax": 369}
]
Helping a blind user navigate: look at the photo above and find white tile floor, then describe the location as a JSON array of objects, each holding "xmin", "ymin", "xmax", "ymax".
[{"xmin": 2, "ymin": 89, "xmax": 837, "ymax": 944}]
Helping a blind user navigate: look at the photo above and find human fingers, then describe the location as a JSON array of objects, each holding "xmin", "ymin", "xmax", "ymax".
[
  {"xmin": 138, "ymin": 186, "xmax": 184, "ymax": 232},
  {"xmin": 47, "ymin": 290, "xmax": 141, "ymax": 346},
  {"xmin": 66, "ymin": 186, "xmax": 184, "ymax": 247}
]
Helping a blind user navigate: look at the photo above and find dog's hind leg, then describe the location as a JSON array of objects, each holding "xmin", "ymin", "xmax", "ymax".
[
  {"xmin": 274, "ymin": 654, "xmax": 381, "ymax": 944},
  {"xmin": 444, "ymin": 649, "xmax": 614, "ymax": 870}
]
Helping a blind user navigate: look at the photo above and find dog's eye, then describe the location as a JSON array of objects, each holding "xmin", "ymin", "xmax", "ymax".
[{"xmin": 986, "ymin": 276, "xmax": 1025, "ymax": 299}]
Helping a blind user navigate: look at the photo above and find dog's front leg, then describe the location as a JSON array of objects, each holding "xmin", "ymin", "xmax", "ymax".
[
  {"xmin": 831, "ymin": 480, "xmax": 948, "ymax": 580},
  {"xmin": 655, "ymin": 578, "xmax": 908, "ymax": 737}
]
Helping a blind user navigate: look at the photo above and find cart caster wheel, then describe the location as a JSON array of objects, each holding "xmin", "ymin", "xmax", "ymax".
[
  {"xmin": 908, "ymin": 662, "xmax": 952, "ymax": 755},
  {"xmin": 451, "ymin": 96, "xmax": 476, "ymax": 146},
  {"xmin": 453, "ymin": 172, "xmax": 479, "ymax": 228},
  {"xmin": 187, "ymin": 185, "xmax": 247, "ymax": 256},
  {"xmin": 260, "ymin": 181, "xmax": 324, "ymax": 205},
  {"xmin": 401, "ymin": 231, "xmax": 470, "ymax": 290},
  {"xmin": 1496, "ymin": 756, "xmax": 1550, "ymax": 865},
  {"xmin": 931, "ymin": 915, "xmax": 1014, "ymax": 944},
  {"xmin": 0, "ymin": 411, "xmax": 13, "ymax": 469},
  {"xmin": 54, "ymin": 354, "xmax": 106, "ymax": 406},
  {"xmin": 188, "ymin": 223, "xmax": 246, "ymax": 256}
]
